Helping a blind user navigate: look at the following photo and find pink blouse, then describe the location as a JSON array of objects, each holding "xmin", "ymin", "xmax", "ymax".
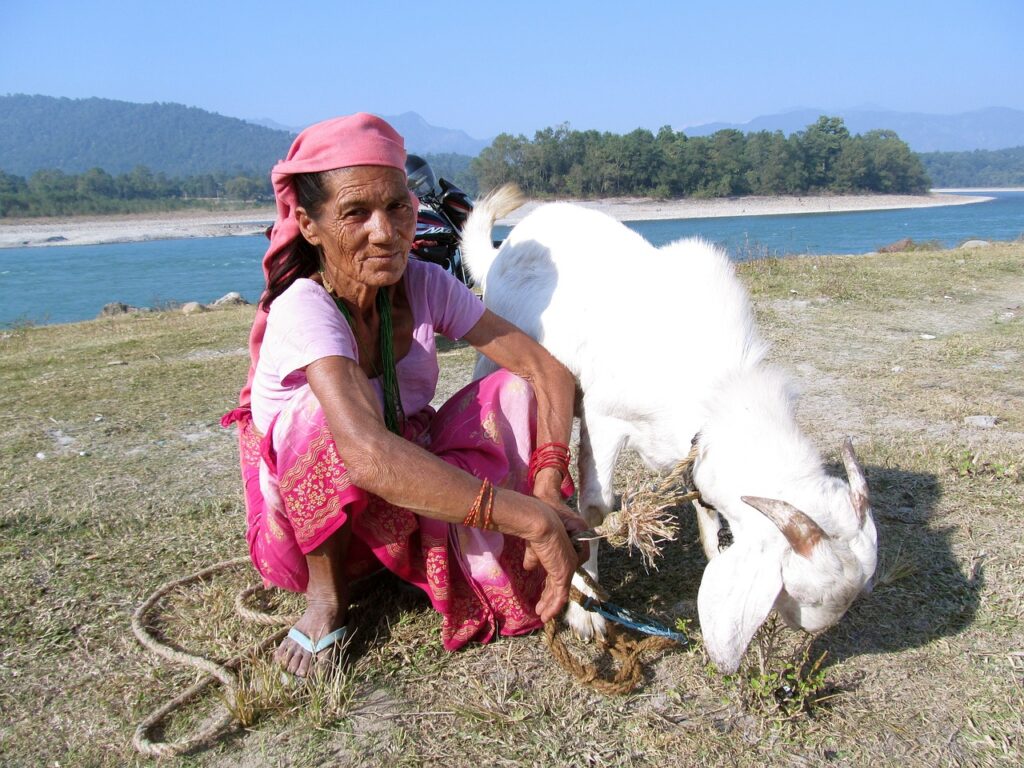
[{"xmin": 251, "ymin": 260, "xmax": 485, "ymax": 434}]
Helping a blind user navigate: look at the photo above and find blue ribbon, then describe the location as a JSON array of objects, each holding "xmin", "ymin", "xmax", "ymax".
[{"xmin": 578, "ymin": 596, "xmax": 689, "ymax": 644}]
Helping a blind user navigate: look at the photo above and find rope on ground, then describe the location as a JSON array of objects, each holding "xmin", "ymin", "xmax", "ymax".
[
  {"xmin": 131, "ymin": 556, "xmax": 297, "ymax": 758},
  {"xmin": 543, "ymin": 596, "xmax": 680, "ymax": 696},
  {"xmin": 132, "ymin": 448, "xmax": 702, "ymax": 749},
  {"xmin": 544, "ymin": 449, "xmax": 699, "ymax": 694}
]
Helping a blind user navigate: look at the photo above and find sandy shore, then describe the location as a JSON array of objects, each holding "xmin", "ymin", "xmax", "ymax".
[
  {"xmin": 0, "ymin": 192, "xmax": 993, "ymax": 249},
  {"xmin": 500, "ymin": 191, "xmax": 992, "ymax": 225}
]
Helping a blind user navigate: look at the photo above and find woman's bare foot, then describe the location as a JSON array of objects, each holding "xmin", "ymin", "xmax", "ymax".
[
  {"xmin": 275, "ymin": 597, "xmax": 348, "ymax": 677},
  {"xmin": 276, "ymin": 523, "xmax": 354, "ymax": 677}
]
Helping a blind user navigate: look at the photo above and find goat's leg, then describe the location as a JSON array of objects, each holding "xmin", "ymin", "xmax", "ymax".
[{"xmin": 566, "ymin": 411, "xmax": 625, "ymax": 641}]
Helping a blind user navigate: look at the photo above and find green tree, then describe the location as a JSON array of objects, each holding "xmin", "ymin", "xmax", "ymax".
[
  {"xmin": 743, "ymin": 131, "xmax": 795, "ymax": 194},
  {"xmin": 472, "ymin": 133, "xmax": 528, "ymax": 192},
  {"xmin": 833, "ymin": 136, "xmax": 870, "ymax": 192},
  {"xmin": 861, "ymin": 130, "xmax": 930, "ymax": 193},
  {"xmin": 0, "ymin": 171, "xmax": 29, "ymax": 216},
  {"xmin": 76, "ymin": 167, "xmax": 117, "ymax": 200},
  {"xmin": 798, "ymin": 116, "xmax": 851, "ymax": 190},
  {"xmin": 707, "ymin": 129, "xmax": 749, "ymax": 196},
  {"xmin": 224, "ymin": 176, "xmax": 265, "ymax": 201},
  {"xmin": 28, "ymin": 169, "xmax": 78, "ymax": 214}
]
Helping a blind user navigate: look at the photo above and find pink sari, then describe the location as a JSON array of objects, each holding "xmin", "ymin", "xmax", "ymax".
[{"xmin": 228, "ymin": 369, "xmax": 547, "ymax": 650}]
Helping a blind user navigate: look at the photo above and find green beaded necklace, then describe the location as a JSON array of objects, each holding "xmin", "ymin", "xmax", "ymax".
[{"xmin": 325, "ymin": 277, "xmax": 404, "ymax": 435}]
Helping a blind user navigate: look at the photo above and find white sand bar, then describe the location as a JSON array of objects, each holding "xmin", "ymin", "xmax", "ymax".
[
  {"xmin": 0, "ymin": 192, "xmax": 992, "ymax": 249},
  {"xmin": 499, "ymin": 191, "xmax": 992, "ymax": 225}
]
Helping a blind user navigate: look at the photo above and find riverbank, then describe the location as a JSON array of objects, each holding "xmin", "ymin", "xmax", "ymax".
[
  {"xmin": 501, "ymin": 191, "xmax": 992, "ymax": 225},
  {"xmin": 0, "ymin": 191, "xmax": 993, "ymax": 248}
]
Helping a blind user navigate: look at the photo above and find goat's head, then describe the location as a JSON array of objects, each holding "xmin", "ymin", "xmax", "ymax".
[{"xmin": 697, "ymin": 438, "xmax": 878, "ymax": 673}]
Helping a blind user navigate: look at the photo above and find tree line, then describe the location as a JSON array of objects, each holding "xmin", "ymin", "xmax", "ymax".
[
  {"xmin": 918, "ymin": 146, "xmax": 1024, "ymax": 187},
  {"xmin": 471, "ymin": 116, "xmax": 930, "ymax": 197},
  {"xmin": 0, "ymin": 166, "xmax": 272, "ymax": 217},
  {"xmin": 2, "ymin": 117, "xmax": 942, "ymax": 218},
  {"xmin": 0, "ymin": 151, "xmax": 476, "ymax": 218}
]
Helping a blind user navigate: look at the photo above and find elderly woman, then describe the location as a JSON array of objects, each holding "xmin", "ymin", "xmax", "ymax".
[{"xmin": 223, "ymin": 113, "xmax": 586, "ymax": 677}]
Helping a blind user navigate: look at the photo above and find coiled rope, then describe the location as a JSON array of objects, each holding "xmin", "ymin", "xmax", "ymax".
[
  {"xmin": 542, "ymin": 566, "xmax": 683, "ymax": 695},
  {"xmin": 543, "ymin": 597, "xmax": 680, "ymax": 696},
  {"xmin": 130, "ymin": 556, "xmax": 296, "ymax": 757},
  {"xmin": 132, "ymin": 448, "xmax": 699, "ymax": 753}
]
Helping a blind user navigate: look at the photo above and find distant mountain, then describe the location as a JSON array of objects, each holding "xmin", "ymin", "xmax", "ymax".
[
  {"xmin": 0, "ymin": 95, "xmax": 492, "ymax": 178},
  {"xmin": 245, "ymin": 117, "xmax": 300, "ymax": 134},
  {"xmin": 243, "ymin": 111, "xmax": 492, "ymax": 157},
  {"xmin": 380, "ymin": 112, "xmax": 491, "ymax": 157},
  {"xmin": 0, "ymin": 94, "xmax": 294, "ymax": 177},
  {"xmin": 683, "ymin": 107, "xmax": 1024, "ymax": 152}
]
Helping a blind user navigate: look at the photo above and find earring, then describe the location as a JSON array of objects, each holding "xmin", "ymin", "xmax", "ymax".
[{"xmin": 316, "ymin": 245, "xmax": 335, "ymax": 295}]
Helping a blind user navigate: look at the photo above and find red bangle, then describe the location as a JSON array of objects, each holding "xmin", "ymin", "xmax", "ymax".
[{"xmin": 528, "ymin": 442, "xmax": 571, "ymax": 487}]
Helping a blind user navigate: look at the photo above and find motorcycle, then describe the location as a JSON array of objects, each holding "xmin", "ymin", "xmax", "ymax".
[{"xmin": 405, "ymin": 154, "xmax": 475, "ymax": 286}]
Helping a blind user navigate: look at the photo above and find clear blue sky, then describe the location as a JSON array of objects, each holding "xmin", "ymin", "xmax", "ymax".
[{"xmin": 1, "ymin": 0, "xmax": 1021, "ymax": 139}]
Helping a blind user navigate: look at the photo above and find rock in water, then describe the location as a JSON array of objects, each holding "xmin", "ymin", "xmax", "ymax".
[
  {"xmin": 211, "ymin": 292, "xmax": 248, "ymax": 307},
  {"xmin": 99, "ymin": 302, "xmax": 139, "ymax": 317},
  {"xmin": 879, "ymin": 237, "xmax": 914, "ymax": 253}
]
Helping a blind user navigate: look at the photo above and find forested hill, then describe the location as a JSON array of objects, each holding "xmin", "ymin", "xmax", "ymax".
[
  {"xmin": 0, "ymin": 94, "xmax": 294, "ymax": 176},
  {"xmin": 473, "ymin": 117, "xmax": 930, "ymax": 197},
  {"xmin": 919, "ymin": 147, "xmax": 1024, "ymax": 188}
]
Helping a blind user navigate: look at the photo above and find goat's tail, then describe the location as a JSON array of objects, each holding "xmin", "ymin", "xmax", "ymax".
[{"xmin": 461, "ymin": 183, "xmax": 526, "ymax": 292}]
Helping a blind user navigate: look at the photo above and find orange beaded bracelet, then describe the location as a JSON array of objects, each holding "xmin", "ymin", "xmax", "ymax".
[{"xmin": 462, "ymin": 478, "xmax": 496, "ymax": 530}]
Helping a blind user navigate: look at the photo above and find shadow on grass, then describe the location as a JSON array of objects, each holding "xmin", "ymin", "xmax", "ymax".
[
  {"xmin": 819, "ymin": 463, "xmax": 982, "ymax": 663},
  {"xmin": 344, "ymin": 569, "xmax": 432, "ymax": 657}
]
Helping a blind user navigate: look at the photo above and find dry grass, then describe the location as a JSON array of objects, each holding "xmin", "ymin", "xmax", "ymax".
[{"xmin": 1, "ymin": 243, "xmax": 1022, "ymax": 766}]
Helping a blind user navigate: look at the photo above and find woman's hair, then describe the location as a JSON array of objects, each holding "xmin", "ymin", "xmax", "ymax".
[{"xmin": 260, "ymin": 170, "xmax": 337, "ymax": 310}]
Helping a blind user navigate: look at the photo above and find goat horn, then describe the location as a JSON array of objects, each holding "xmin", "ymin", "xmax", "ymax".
[
  {"xmin": 840, "ymin": 437, "xmax": 870, "ymax": 527},
  {"xmin": 741, "ymin": 496, "xmax": 825, "ymax": 558}
]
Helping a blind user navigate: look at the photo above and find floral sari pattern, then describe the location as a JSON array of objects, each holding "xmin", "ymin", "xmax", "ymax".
[{"xmin": 232, "ymin": 370, "xmax": 547, "ymax": 650}]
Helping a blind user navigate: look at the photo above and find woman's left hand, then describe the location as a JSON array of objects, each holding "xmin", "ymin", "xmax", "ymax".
[{"xmin": 524, "ymin": 489, "xmax": 590, "ymax": 572}]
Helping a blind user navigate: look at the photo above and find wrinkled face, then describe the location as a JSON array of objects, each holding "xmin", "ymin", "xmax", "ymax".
[{"xmin": 300, "ymin": 165, "xmax": 416, "ymax": 290}]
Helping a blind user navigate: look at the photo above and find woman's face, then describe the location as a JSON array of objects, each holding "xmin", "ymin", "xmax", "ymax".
[{"xmin": 301, "ymin": 165, "xmax": 416, "ymax": 290}]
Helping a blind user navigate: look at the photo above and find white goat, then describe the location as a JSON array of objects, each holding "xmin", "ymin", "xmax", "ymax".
[{"xmin": 461, "ymin": 186, "xmax": 878, "ymax": 673}]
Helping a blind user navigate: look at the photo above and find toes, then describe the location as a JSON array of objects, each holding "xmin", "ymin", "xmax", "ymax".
[
  {"xmin": 293, "ymin": 647, "xmax": 312, "ymax": 678},
  {"xmin": 275, "ymin": 637, "xmax": 311, "ymax": 677}
]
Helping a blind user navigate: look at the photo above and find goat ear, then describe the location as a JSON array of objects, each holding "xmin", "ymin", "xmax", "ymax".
[
  {"xmin": 840, "ymin": 437, "xmax": 870, "ymax": 526},
  {"xmin": 697, "ymin": 540, "xmax": 783, "ymax": 674}
]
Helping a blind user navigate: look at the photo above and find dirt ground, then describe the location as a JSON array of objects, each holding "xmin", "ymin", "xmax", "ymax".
[{"xmin": 0, "ymin": 242, "xmax": 1021, "ymax": 766}]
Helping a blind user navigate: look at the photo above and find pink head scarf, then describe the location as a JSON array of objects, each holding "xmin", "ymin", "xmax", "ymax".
[{"xmin": 238, "ymin": 113, "xmax": 409, "ymax": 408}]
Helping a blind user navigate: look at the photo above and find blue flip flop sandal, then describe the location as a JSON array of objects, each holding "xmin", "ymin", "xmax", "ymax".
[
  {"xmin": 282, "ymin": 625, "xmax": 349, "ymax": 681},
  {"xmin": 287, "ymin": 625, "xmax": 348, "ymax": 655}
]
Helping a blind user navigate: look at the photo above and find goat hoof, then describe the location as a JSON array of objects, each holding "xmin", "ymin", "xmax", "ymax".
[{"xmin": 565, "ymin": 601, "xmax": 607, "ymax": 642}]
